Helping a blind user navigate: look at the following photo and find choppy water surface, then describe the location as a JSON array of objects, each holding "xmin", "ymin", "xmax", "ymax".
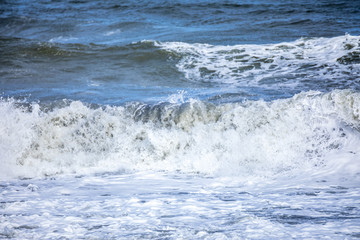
[
  {"xmin": 1, "ymin": 0, "xmax": 360, "ymax": 239},
  {"xmin": 2, "ymin": 172, "xmax": 360, "ymax": 239}
]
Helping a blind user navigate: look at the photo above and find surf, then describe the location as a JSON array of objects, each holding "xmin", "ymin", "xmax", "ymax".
[{"xmin": 1, "ymin": 89, "xmax": 359, "ymax": 180}]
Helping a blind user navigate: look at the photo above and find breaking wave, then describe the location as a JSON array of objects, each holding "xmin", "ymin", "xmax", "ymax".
[
  {"xmin": 156, "ymin": 35, "xmax": 360, "ymax": 90},
  {"xmin": 1, "ymin": 89, "xmax": 359, "ymax": 179}
]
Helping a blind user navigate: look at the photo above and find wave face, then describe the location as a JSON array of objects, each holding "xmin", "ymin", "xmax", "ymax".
[{"xmin": 1, "ymin": 89, "xmax": 359, "ymax": 179}]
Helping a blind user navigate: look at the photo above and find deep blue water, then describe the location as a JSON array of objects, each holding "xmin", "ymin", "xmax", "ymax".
[{"xmin": 1, "ymin": 0, "xmax": 360, "ymax": 104}]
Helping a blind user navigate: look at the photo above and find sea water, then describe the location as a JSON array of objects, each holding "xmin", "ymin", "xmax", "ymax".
[{"xmin": 1, "ymin": 0, "xmax": 360, "ymax": 239}]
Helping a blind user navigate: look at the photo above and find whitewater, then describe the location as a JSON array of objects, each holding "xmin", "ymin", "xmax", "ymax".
[
  {"xmin": 1, "ymin": 89, "xmax": 360, "ymax": 179},
  {"xmin": 1, "ymin": 0, "xmax": 360, "ymax": 239},
  {"xmin": 1, "ymin": 88, "xmax": 360, "ymax": 239}
]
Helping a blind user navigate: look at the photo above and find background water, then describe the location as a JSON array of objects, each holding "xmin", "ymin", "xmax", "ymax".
[
  {"xmin": 1, "ymin": 0, "xmax": 360, "ymax": 104},
  {"xmin": 1, "ymin": 0, "xmax": 360, "ymax": 239}
]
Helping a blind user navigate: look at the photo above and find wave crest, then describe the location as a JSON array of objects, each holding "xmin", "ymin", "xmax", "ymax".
[
  {"xmin": 1, "ymin": 90, "xmax": 359, "ymax": 179},
  {"xmin": 156, "ymin": 35, "xmax": 360, "ymax": 90}
]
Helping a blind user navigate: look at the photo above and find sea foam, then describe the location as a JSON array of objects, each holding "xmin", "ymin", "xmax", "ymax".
[
  {"xmin": 155, "ymin": 35, "xmax": 360, "ymax": 90},
  {"xmin": 0, "ymin": 89, "xmax": 359, "ymax": 180}
]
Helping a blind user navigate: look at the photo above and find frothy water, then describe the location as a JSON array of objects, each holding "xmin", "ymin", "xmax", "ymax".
[
  {"xmin": 1, "ymin": 0, "xmax": 360, "ymax": 239},
  {"xmin": 1, "ymin": 35, "xmax": 359, "ymax": 104},
  {"xmin": 1, "ymin": 172, "xmax": 359, "ymax": 239},
  {"xmin": 1, "ymin": 90, "xmax": 360, "ymax": 239},
  {"xmin": 1, "ymin": 89, "xmax": 359, "ymax": 180},
  {"xmin": 157, "ymin": 35, "xmax": 360, "ymax": 90}
]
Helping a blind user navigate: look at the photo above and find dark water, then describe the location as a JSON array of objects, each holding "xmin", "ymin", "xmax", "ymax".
[{"xmin": 1, "ymin": 0, "xmax": 360, "ymax": 104}]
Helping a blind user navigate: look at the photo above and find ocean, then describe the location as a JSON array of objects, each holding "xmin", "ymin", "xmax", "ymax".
[{"xmin": 1, "ymin": 0, "xmax": 360, "ymax": 239}]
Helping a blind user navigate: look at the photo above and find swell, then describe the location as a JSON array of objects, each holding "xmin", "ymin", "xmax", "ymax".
[
  {"xmin": 1, "ymin": 35, "xmax": 360, "ymax": 105},
  {"xmin": 0, "ymin": 38, "xmax": 176, "ymax": 60},
  {"xmin": 3, "ymin": 34, "xmax": 359, "ymax": 64},
  {"xmin": 2, "ymin": 35, "xmax": 359, "ymax": 87},
  {"xmin": 0, "ymin": 90, "xmax": 359, "ymax": 179}
]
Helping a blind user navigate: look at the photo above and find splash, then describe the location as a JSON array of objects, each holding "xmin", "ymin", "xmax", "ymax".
[{"xmin": 0, "ymin": 89, "xmax": 360, "ymax": 179}]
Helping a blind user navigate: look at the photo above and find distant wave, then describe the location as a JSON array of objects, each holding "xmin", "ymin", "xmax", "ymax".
[
  {"xmin": 1, "ymin": 89, "xmax": 359, "ymax": 179},
  {"xmin": 3, "ymin": 35, "xmax": 359, "ymax": 93},
  {"xmin": 155, "ymin": 35, "xmax": 360, "ymax": 90}
]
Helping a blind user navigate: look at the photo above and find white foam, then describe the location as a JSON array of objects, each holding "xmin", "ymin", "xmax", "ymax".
[
  {"xmin": 49, "ymin": 36, "xmax": 79, "ymax": 43},
  {"xmin": 1, "ymin": 170, "xmax": 359, "ymax": 239},
  {"xmin": 0, "ymin": 89, "xmax": 360, "ymax": 180},
  {"xmin": 103, "ymin": 29, "xmax": 122, "ymax": 36},
  {"xmin": 166, "ymin": 90, "xmax": 188, "ymax": 104},
  {"xmin": 155, "ymin": 35, "xmax": 360, "ymax": 89}
]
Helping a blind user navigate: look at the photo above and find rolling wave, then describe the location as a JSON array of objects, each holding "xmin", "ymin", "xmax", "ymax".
[
  {"xmin": 1, "ymin": 89, "xmax": 359, "ymax": 179},
  {"xmin": 2, "ymin": 35, "xmax": 358, "ymax": 101},
  {"xmin": 156, "ymin": 35, "xmax": 360, "ymax": 90}
]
